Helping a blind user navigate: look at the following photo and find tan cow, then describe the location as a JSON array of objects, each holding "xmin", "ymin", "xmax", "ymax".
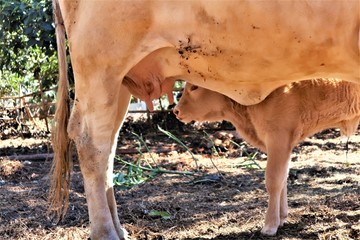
[
  {"xmin": 174, "ymin": 79, "xmax": 360, "ymax": 235},
  {"xmin": 50, "ymin": 0, "xmax": 360, "ymax": 239}
]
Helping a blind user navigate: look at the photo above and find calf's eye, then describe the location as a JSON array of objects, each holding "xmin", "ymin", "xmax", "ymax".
[{"xmin": 190, "ymin": 85, "xmax": 198, "ymax": 91}]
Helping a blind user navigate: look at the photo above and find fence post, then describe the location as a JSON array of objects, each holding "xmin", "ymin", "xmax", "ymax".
[
  {"xmin": 39, "ymin": 79, "xmax": 50, "ymax": 132},
  {"xmin": 18, "ymin": 85, "xmax": 23, "ymax": 129}
]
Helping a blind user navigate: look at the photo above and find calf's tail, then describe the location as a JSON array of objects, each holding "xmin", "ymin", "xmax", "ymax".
[{"xmin": 48, "ymin": 0, "xmax": 72, "ymax": 220}]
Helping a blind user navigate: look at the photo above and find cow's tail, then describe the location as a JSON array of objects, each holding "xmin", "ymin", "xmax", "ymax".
[{"xmin": 48, "ymin": 0, "xmax": 72, "ymax": 220}]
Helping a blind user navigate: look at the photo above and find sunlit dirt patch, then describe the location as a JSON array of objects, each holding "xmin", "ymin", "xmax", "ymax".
[{"xmin": 0, "ymin": 158, "xmax": 24, "ymax": 178}]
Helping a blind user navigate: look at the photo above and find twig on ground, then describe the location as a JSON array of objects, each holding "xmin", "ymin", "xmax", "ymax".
[
  {"xmin": 203, "ymin": 131, "xmax": 223, "ymax": 177},
  {"xmin": 131, "ymin": 131, "xmax": 159, "ymax": 169}
]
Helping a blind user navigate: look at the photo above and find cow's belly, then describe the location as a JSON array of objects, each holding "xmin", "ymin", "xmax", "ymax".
[
  {"xmin": 179, "ymin": 50, "xmax": 359, "ymax": 105},
  {"xmin": 128, "ymin": 44, "xmax": 359, "ymax": 105},
  {"xmin": 143, "ymin": 1, "xmax": 360, "ymax": 104}
]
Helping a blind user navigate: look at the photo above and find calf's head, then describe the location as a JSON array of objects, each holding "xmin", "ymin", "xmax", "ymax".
[{"xmin": 174, "ymin": 83, "xmax": 231, "ymax": 123}]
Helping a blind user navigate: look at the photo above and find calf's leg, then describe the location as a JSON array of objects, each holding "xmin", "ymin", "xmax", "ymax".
[
  {"xmin": 261, "ymin": 134, "xmax": 291, "ymax": 236},
  {"xmin": 68, "ymin": 77, "xmax": 131, "ymax": 240}
]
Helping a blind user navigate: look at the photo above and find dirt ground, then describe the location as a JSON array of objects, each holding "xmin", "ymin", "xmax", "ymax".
[{"xmin": 0, "ymin": 115, "xmax": 359, "ymax": 240}]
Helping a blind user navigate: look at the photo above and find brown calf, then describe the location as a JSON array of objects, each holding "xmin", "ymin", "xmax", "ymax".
[{"xmin": 174, "ymin": 79, "xmax": 360, "ymax": 235}]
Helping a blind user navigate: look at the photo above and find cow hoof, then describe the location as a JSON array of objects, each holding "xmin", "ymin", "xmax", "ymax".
[
  {"xmin": 279, "ymin": 217, "xmax": 287, "ymax": 227},
  {"xmin": 261, "ymin": 226, "xmax": 278, "ymax": 236},
  {"xmin": 119, "ymin": 228, "xmax": 129, "ymax": 240}
]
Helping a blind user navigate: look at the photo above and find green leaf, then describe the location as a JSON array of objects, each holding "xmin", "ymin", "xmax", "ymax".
[
  {"xmin": 147, "ymin": 210, "xmax": 172, "ymax": 220},
  {"xmin": 24, "ymin": 26, "xmax": 33, "ymax": 35},
  {"xmin": 41, "ymin": 22, "xmax": 53, "ymax": 31}
]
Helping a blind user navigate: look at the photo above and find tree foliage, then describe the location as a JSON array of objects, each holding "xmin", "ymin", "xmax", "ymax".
[{"xmin": 0, "ymin": 0, "xmax": 57, "ymax": 99}]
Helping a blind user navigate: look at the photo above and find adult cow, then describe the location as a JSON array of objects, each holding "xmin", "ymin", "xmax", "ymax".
[{"xmin": 50, "ymin": 0, "xmax": 360, "ymax": 239}]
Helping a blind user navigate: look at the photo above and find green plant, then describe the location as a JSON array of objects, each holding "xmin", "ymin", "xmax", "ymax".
[
  {"xmin": 147, "ymin": 209, "xmax": 172, "ymax": 220},
  {"xmin": 114, "ymin": 156, "xmax": 194, "ymax": 190},
  {"xmin": 157, "ymin": 125, "xmax": 199, "ymax": 169},
  {"xmin": 230, "ymin": 140, "xmax": 262, "ymax": 169},
  {"xmin": 113, "ymin": 157, "xmax": 155, "ymax": 190},
  {"xmin": 202, "ymin": 131, "xmax": 223, "ymax": 176},
  {"xmin": 114, "ymin": 131, "xmax": 197, "ymax": 189},
  {"xmin": 131, "ymin": 131, "xmax": 159, "ymax": 168}
]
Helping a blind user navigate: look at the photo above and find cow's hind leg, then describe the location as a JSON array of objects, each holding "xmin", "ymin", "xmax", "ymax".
[
  {"xmin": 106, "ymin": 86, "xmax": 131, "ymax": 239},
  {"xmin": 261, "ymin": 133, "xmax": 291, "ymax": 236},
  {"xmin": 279, "ymin": 182, "xmax": 288, "ymax": 226},
  {"xmin": 68, "ymin": 79, "xmax": 131, "ymax": 240}
]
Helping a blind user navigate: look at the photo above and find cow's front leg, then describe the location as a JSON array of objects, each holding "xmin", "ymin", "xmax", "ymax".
[
  {"xmin": 261, "ymin": 134, "xmax": 291, "ymax": 236},
  {"xmin": 68, "ymin": 82, "xmax": 131, "ymax": 240}
]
